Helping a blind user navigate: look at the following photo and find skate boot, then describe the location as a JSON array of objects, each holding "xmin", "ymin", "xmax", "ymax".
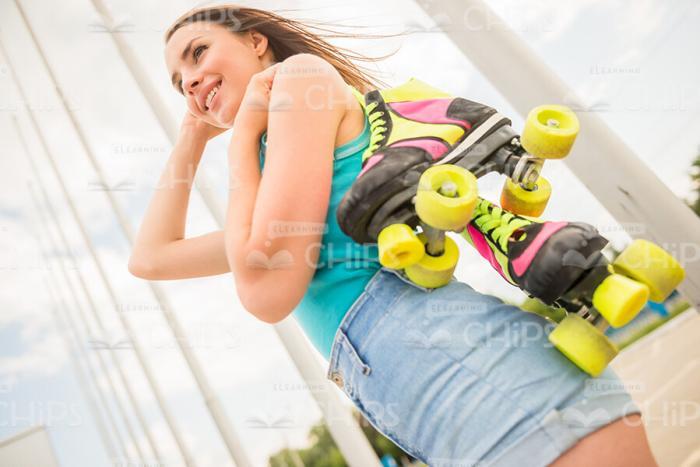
[
  {"xmin": 463, "ymin": 197, "xmax": 685, "ymax": 376},
  {"xmin": 337, "ymin": 77, "xmax": 531, "ymax": 245}
]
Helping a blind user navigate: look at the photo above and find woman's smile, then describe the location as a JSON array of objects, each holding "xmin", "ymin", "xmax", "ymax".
[{"xmin": 205, "ymin": 80, "xmax": 223, "ymax": 113}]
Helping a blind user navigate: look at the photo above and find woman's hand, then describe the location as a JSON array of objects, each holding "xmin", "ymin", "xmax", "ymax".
[
  {"xmin": 233, "ymin": 62, "xmax": 282, "ymax": 139},
  {"xmin": 179, "ymin": 110, "xmax": 228, "ymax": 143}
]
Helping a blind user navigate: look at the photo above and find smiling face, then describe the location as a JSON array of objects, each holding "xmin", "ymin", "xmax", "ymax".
[{"xmin": 164, "ymin": 21, "xmax": 275, "ymax": 128}]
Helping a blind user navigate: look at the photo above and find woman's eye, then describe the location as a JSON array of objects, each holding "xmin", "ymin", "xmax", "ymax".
[{"xmin": 193, "ymin": 45, "xmax": 206, "ymax": 62}]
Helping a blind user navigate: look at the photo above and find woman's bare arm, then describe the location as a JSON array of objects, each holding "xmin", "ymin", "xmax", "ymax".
[
  {"xmin": 128, "ymin": 128, "xmax": 230, "ymax": 280},
  {"xmin": 224, "ymin": 54, "xmax": 349, "ymax": 323},
  {"xmin": 130, "ymin": 54, "xmax": 351, "ymax": 320}
]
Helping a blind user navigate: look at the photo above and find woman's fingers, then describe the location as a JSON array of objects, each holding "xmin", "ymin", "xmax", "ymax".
[
  {"xmin": 259, "ymin": 62, "xmax": 281, "ymax": 88},
  {"xmin": 243, "ymin": 63, "xmax": 282, "ymax": 111},
  {"xmin": 179, "ymin": 109, "xmax": 226, "ymax": 141}
]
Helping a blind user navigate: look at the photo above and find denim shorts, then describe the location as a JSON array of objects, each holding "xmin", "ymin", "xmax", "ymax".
[{"xmin": 326, "ymin": 267, "xmax": 641, "ymax": 466}]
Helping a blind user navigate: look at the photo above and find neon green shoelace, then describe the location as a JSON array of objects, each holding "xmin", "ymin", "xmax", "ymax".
[
  {"xmin": 366, "ymin": 100, "xmax": 388, "ymax": 154},
  {"xmin": 472, "ymin": 199, "xmax": 531, "ymax": 252}
]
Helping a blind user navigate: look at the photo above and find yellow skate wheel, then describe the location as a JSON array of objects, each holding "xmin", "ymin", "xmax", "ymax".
[
  {"xmin": 592, "ymin": 273, "xmax": 649, "ymax": 328},
  {"xmin": 404, "ymin": 234, "xmax": 459, "ymax": 288},
  {"xmin": 521, "ymin": 105, "xmax": 579, "ymax": 159},
  {"xmin": 415, "ymin": 165, "xmax": 478, "ymax": 231},
  {"xmin": 612, "ymin": 239, "xmax": 685, "ymax": 302},
  {"xmin": 500, "ymin": 176, "xmax": 552, "ymax": 217},
  {"xmin": 548, "ymin": 315, "xmax": 619, "ymax": 377},
  {"xmin": 377, "ymin": 224, "xmax": 425, "ymax": 269}
]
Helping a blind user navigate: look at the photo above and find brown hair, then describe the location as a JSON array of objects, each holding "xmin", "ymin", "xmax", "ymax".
[{"xmin": 164, "ymin": 4, "xmax": 406, "ymax": 94}]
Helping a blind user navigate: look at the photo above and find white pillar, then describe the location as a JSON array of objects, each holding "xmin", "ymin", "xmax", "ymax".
[
  {"xmin": 1, "ymin": 22, "xmax": 204, "ymax": 465},
  {"xmin": 43, "ymin": 281, "xmax": 119, "ymax": 463},
  {"xmin": 20, "ymin": 124, "xmax": 161, "ymax": 464},
  {"xmin": 12, "ymin": 0, "xmax": 254, "ymax": 461},
  {"xmin": 28, "ymin": 182, "xmax": 148, "ymax": 463}
]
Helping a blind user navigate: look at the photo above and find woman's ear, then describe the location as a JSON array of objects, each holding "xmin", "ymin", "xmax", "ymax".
[
  {"xmin": 248, "ymin": 29, "xmax": 276, "ymax": 67},
  {"xmin": 248, "ymin": 29, "xmax": 269, "ymax": 57}
]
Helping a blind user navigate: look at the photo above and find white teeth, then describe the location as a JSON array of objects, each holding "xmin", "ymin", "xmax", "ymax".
[{"xmin": 205, "ymin": 85, "xmax": 220, "ymax": 109}]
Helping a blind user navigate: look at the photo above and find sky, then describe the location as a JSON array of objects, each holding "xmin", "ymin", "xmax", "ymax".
[{"xmin": 1, "ymin": 0, "xmax": 699, "ymax": 466}]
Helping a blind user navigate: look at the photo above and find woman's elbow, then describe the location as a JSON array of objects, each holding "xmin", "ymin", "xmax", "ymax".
[
  {"xmin": 241, "ymin": 295, "xmax": 290, "ymax": 324},
  {"xmin": 237, "ymin": 281, "xmax": 295, "ymax": 324},
  {"xmin": 253, "ymin": 309, "xmax": 287, "ymax": 325},
  {"xmin": 128, "ymin": 253, "xmax": 158, "ymax": 280}
]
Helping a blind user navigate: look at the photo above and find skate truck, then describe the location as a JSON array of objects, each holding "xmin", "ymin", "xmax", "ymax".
[{"xmin": 336, "ymin": 78, "xmax": 685, "ymax": 376}]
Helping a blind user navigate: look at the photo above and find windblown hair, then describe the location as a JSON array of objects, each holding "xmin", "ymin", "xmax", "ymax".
[{"xmin": 165, "ymin": 4, "xmax": 406, "ymax": 93}]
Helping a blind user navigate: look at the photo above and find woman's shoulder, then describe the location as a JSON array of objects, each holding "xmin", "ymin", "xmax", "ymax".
[{"xmin": 279, "ymin": 53, "xmax": 368, "ymax": 150}]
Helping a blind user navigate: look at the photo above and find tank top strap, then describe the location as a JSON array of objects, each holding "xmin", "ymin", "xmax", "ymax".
[{"xmin": 332, "ymin": 84, "xmax": 370, "ymax": 161}]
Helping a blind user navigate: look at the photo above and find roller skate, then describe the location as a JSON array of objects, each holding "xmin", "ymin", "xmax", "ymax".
[
  {"xmin": 462, "ymin": 198, "xmax": 684, "ymax": 376},
  {"xmin": 337, "ymin": 77, "xmax": 577, "ymax": 284}
]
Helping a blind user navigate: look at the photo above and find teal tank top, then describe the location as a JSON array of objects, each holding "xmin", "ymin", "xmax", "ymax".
[{"xmin": 258, "ymin": 90, "xmax": 381, "ymax": 359}]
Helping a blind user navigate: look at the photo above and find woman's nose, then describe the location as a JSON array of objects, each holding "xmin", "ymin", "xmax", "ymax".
[{"xmin": 184, "ymin": 77, "xmax": 200, "ymax": 95}]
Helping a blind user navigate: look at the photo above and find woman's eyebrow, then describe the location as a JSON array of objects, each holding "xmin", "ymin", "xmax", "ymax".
[{"xmin": 170, "ymin": 35, "xmax": 203, "ymax": 90}]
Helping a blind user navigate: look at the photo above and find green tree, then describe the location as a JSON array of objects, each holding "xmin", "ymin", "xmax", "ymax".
[
  {"xmin": 690, "ymin": 151, "xmax": 700, "ymax": 216},
  {"xmin": 268, "ymin": 409, "xmax": 417, "ymax": 466}
]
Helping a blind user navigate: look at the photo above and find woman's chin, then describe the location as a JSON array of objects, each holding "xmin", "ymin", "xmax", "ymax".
[{"xmin": 213, "ymin": 106, "xmax": 235, "ymax": 128}]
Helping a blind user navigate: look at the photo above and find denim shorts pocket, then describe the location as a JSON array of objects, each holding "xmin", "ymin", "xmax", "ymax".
[
  {"xmin": 327, "ymin": 330, "xmax": 372, "ymax": 400},
  {"xmin": 339, "ymin": 331, "xmax": 372, "ymax": 376}
]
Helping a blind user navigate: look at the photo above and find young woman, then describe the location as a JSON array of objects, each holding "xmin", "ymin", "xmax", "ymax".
[{"xmin": 129, "ymin": 5, "xmax": 658, "ymax": 466}]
